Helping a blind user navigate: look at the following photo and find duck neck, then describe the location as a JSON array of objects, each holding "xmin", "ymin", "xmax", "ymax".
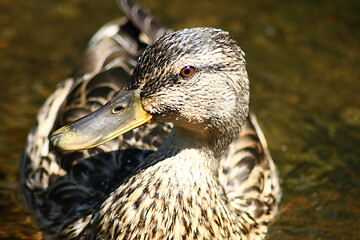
[
  {"xmin": 146, "ymin": 126, "xmax": 224, "ymax": 178},
  {"xmin": 175, "ymin": 122, "xmax": 240, "ymax": 158}
]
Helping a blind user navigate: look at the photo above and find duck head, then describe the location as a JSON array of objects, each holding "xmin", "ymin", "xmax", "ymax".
[{"xmin": 50, "ymin": 27, "xmax": 249, "ymax": 153}]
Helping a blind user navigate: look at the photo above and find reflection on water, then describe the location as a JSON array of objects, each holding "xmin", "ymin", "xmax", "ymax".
[{"xmin": 0, "ymin": 0, "xmax": 359, "ymax": 239}]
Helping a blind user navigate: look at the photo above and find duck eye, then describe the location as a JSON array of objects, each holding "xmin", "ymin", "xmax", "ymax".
[{"xmin": 179, "ymin": 66, "xmax": 195, "ymax": 78}]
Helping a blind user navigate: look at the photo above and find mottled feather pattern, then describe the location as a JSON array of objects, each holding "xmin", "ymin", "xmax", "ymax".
[
  {"xmin": 20, "ymin": 7, "xmax": 172, "ymax": 233},
  {"xmin": 219, "ymin": 114, "xmax": 280, "ymax": 239},
  {"xmin": 20, "ymin": 0, "xmax": 280, "ymax": 239}
]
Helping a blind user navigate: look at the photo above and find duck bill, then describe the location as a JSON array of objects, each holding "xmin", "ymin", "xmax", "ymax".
[{"xmin": 50, "ymin": 88, "xmax": 153, "ymax": 151}]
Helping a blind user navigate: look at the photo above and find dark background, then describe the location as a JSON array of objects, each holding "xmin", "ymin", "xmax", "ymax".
[{"xmin": 0, "ymin": 0, "xmax": 359, "ymax": 239}]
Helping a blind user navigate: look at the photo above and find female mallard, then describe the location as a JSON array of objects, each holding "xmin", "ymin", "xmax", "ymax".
[{"xmin": 20, "ymin": 0, "xmax": 280, "ymax": 239}]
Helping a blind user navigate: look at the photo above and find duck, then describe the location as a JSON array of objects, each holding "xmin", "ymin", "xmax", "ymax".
[{"xmin": 20, "ymin": 0, "xmax": 280, "ymax": 239}]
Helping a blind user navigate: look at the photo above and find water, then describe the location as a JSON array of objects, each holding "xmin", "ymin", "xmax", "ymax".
[{"xmin": 0, "ymin": 0, "xmax": 359, "ymax": 239}]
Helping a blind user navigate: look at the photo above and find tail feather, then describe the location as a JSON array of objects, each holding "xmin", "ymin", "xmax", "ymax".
[{"xmin": 116, "ymin": 0, "xmax": 170, "ymax": 44}]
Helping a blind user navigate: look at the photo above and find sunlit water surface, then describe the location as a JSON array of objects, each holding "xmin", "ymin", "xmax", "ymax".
[{"xmin": 0, "ymin": 0, "xmax": 359, "ymax": 239}]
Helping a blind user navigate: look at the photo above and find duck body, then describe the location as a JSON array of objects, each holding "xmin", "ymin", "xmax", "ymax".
[{"xmin": 20, "ymin": 0, "xmax": 280, "ymax": 239}]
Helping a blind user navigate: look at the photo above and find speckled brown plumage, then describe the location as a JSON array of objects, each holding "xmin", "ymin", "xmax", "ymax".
[{"xmin": 20, "ymin": 0, "xmax": 280, "ymax": 239}]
